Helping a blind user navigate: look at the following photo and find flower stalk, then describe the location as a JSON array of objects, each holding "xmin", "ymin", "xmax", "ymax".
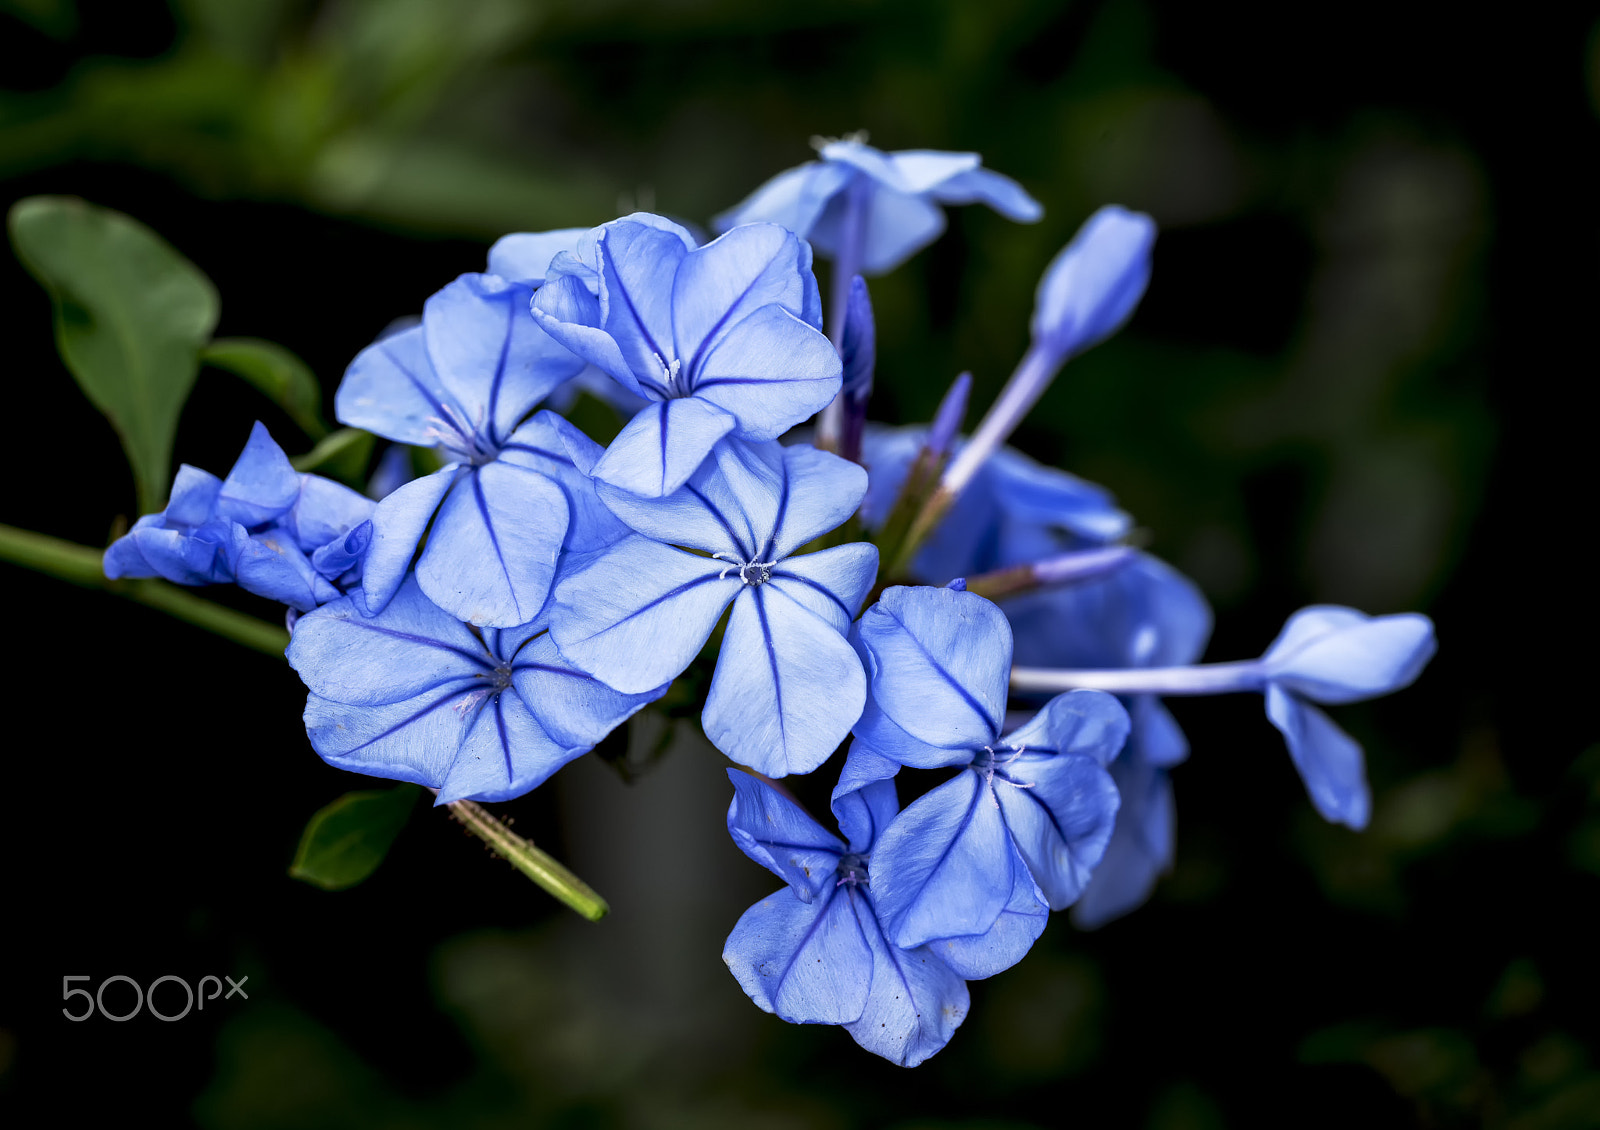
[{"xmin": 446, "ymin": 798, "xmax": 610, "ymax": 921}]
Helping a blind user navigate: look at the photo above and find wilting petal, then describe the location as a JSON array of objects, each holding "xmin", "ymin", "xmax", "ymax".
[
  {"xmin": 843, "ymin": 902, "xmax": 969, "ymax": 1067},
  {"xmin": 303, "ymin": 686, "xmax": 478, "ymax": 787},
  {"xmin": 1262, "ymin": 606, "xmax": 1436, "ymax": 705},
  {"xmin": 228, "ymin": 526, "xmax": 326, "ymax": 611},
  {"xmin": 725, "ymin": 768, "xmax": 846, "ymax": 899},
  {"xmin": 702, "ymin": 584, "xmax": 866, "ymax": 777},
  {"xmin": 690, "ymin": 305, "xmax": 841, "ymax": 439},
  {"xmin": 287, "ymin": 578, "xmax": 491, "ymax": 706},
  {"xmin": 336, "ymin": 324, "xmax": 464, "ymax": 446},
  {"xmin": 510, "ymin": 633, "xmax": 667, "ymax": 750},
  {"xmin": 216, "ymin": 422, "xmax": 300, "ymax": 527},
  {"xmin": 164, "ymin": 464, "xmax": 224, "ymax": 529},
  {"xmin": 855, "ymin": 585, "xmax": 1010, "ymax": 754},
  {"xmin": 549, "ymin": 535, "xmax": 736, "ymax": 693},
  {"xmin": 870, "ymin": 769, "xmax": 1014, "ymax": 949},
  {"xmin": 285, "ymin": 475, "xmax": 374, "ymax": 551},
  {"xmin": 590, "ymin": 396, "xmax": 738, "ymax": 498},
  {"xmin": 417, "ymin": 462, "xmax": 570, "ymax": 628},
  {"xmin": 1265, "ymin": 685, "xmax": 1371, "ymax": 830},
  {"xmin": 994, "ymin": 746, "xmax": 1121, "ymax": 910},
  {"xmin": 673, "ymin": 224, "xmax": 817, "ymax": 368},
  {"xmin": 723, "ymin": 885, "xmax": 873, "ymax": 1025},
  {"xmin": 927, "ymin": 845, "xmax": 1048, "ymax": 979},
  {"xmin": 359, "ymin": 465, "xmax": 460, "ymax": 617},
  {"xmin": 767, "ymin": 543, "xmax": 878, "ymax": 635},
  {"xmin": 767, "ymin": 444, "xmax": 869, "ymax": 559}
]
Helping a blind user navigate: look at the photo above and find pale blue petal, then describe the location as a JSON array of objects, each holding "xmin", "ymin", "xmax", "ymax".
[
  {"xmin": 287, "ymin": 577, "xmax": 490, "ymax": 706},
  {"xmin": 1128, "ymin": 694, "xmax": 1190, "ymax": 769},
  {"xmin": 416, "ymin": 461, "xmax": 570, "ymax": 628},
  {"xmin": 423, "ymin": 273, "xmax": 583, "ymax": 443},
  {"xmin": 725, "ymin": 768, "xmax": 845, "ymax": 898},
  {"xmin": 994, "ymin": 745, "xmax": 1121, "ymax": 910},
  {"xmin": 303, "ymin": 686, "xmax": 477, "ymax": 787},
  {"xmin": 927, "ymin": 845, "xmax": 1048, "ymax": 979},
  {"xmin": 1001, "ymin": 689, "xmax": 1132, "ymax": 768},
  {"xmin": 217, "ymin": 422, "xmax": 300, "ymax": 528},
  {"xmin": 857, "ymin": 188, "xmax": 947, "ymax": 274},
  {"xmin": 510, "ymin": 633, "xmax": 667, "ymax": 749},
  {"xmin": 1072, "ymin": 754, "xmax": 1176, "ymax": 929},
  {"xmin": 870, "ymin": 769, "xmax": 1014, "ymax": 949},
  {"xmin": 690, "ymin": 305, "xmax": 841, "ymax": 440},
  {"xmin": 702, "ymin": 584, "xmax": 866, "ymax": 777},
  {"xmin": 498, "ymin": 412, "xmax": 630, "ymax": 554},
  {"xmin": 767, "ymin": 543, "xmax": 878, "ymax": 635},
  {"xmin": 831, "ymin": 771, "xmax": 900, "ymax": 857},
  {"xmin": 529, "ymin": 275, "xmax": 641, "ymax": 396},
  {"xmin": 435, "ymin": 689, "xmax": 575, "ymax": 804},
  {"xmin": 928, "ymin": 166, "xmax": 1043, "ymax": 222},
  {"xmin": 855, "ymin": 585, "xmax": 1010, "ymax": 753},
  {"xmin": 883, "ymin": 149, "xmax": 982, "ymax": 192},
  {"xmin": 359, "ymin": 465, "xmax": 460, "ymax": 617},
  {"xmin": 1262, "ymin": 606, "xmax": 1436, "ymax": 705},
  {"xmin": 164, "ymin": 464, "xmax": 223, "ymax": 528},
  {"xmin": 843, "ymin": 903, "xmax": 969, "ymax": 1067},
  {"xmin": 722, "ymin": 886, "xmax": 873, "ymax": 1025},
  {"xmin": 767, "ymin": 444, "xmax": 869, "ymax": 559},
  {"xmin": 850, "ymin": 685, "xmax": 973, "ymax": 771},
  {"xmin": 336, "ymin": 324, "xmax": 464, "ymax": 445},
  {"xmin": 673, "ymin": 223, "xmax": 816, "ymax": 369},
  {"xmin": 549, "ymin": 535, "xmax": 736, "ymax": 693},
  {"xmin": 590, "ymin": 397, "xmax": 737, "ymax": 498},
  {"xmin": 1265, "ymin": 685, "xmax": 1371, "ymax": 829},
  {"xmin": 816, "ymin": 139, "xmax": 905, "ymax": 186},
  {"xmin": 285, "ymin": 475, "xmax": 374, "ymax": 551},
  {"xmin": 596, "ymin": 436, "xmax": 781, "ymax": 555},
  {"xmin": 711, "ymin": 160, "xmax": 853, "ymax": 237},
  {"xmin": 105, "ymin": 520, "xmax": 230, "ymax": 585},
  {"xmin": 595, "ymin": 221, "xmax": 690, "ymax": 391},
  {"xmin": 229, "ymin": 527, "xmax": 326, "ymax": 611},
  {"xmin": 487, "ymin": 228, "xmax": 586, "ymax": 284}
]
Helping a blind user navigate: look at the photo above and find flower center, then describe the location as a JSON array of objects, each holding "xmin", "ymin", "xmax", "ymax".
[
  {"xmin": 424, "ymin": 403, "xmax": 499, "ymax": 466},
  {"xmin": 712, "ymin": 553, "xmax": 777, "ymax": 586},
  {"xmin": 835, "ymin": 852, "xmax": 869, "ymax": 888},
  {"xmin": 654, "ymin": 352, "xmax": 690, "ymax": 398}
]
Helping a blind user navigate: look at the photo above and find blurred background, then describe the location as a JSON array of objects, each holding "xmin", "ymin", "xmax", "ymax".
[{"xmin": 2, "ymin": 0, "xmax": 1596, "ymax": 1126}]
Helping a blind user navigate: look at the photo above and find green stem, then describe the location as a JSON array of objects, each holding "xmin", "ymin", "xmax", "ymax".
[
  {"xmin": 447, "ymin": 799, "xmax": 610, "ymax": 921},
  {"xmin": 0, "ymin": 522, "xmax": 289, "ymax": 657}
]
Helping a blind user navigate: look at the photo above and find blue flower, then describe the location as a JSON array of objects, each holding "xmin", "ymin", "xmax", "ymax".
[
  {"xmin": 286, "ymin": 575, "xmax": 665, "ymax": 803},
  {"xmin": 712, "ymin": 137, "xmax": 1042, "ymax": 276},
  {"xmin": 547, "ymin": 439, "xmax": 878, "ymax": 777},
  {"xmin": 1011, "ymin": 605, "xmax": 1438, "ymax": 831},
  {"xmin": 722, "ymin": 762, "xmax": 1002, "ymax": 1067},
  {"xmin": 849, "ymin": 585, "xmax": 1127, "ymax": 949},
  {"xmin": 530, "ymin": 215, "xmax": 841, "ymax": 497},
  {"xmin": 105, "ymin": 422, "xmax": 375, "ymax": 612},
  {"xmin": 337, "ymin": 267, "xmax": 604, "ymax": 627}
]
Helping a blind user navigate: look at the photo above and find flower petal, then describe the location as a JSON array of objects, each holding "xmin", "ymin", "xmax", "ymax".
[
  {"xmin": 487, "ymin": 228, "xmax": 586, "ymax": 284},
  {"xmin": 722, "ymin": 885, "xmax": 873, "ymax": 1025},
  {"xmin": 673, "ymin": 223, "xmax": 818, "ymax": 370},
  {"xmin": 303, "ymin": 686, "xmax": 477, "ymax": 787},
  {"xmin": 336, "ymin": 323, "xmax": 465, "ymax": 446},
  {"xmin": 690, "ymin": 305, "xmax": 841, "ymax": 439},
  {"xmin": 216, "ymin": 422, "xmax": 300, "ymax": 527},
  {"xmin": 767, "ymin": 543, "xmax": 878, "ymax": 635},
  {"xmin": 1262, "ymin": 606, "xmax": 1436, "ymax": 705},
  {"xmin": 529, "ymin": 275, "xmax": 641, "ymax": 396},
  {"xmin": 725, "ymin": 768, "xmax": 845, "ymax": 899},
  {"xmin": 1071, "ymin": 753, "xmax": 1176, "ymax": 929},
  {"xmin": 359, "ymin": 465, "xmax": 460, "ymax": 617},
  {"xmin": 702, "ymin": 584, "xmax": 866, "ymax": 777},
  {"xmin": 228, "ymin": 526, "xmax": 327, "ymax": 611},
  {"xmin": 711, "ymin": 160, "xmax": 853, "ymax": 238},
  {"xmin": 595, "ymin": 221, "xmax": 691, "ymax": 392},
  {"xmin": 927, "ymin": 166, "xmax": 1043, "ymax": 222},
  {"xmin": 498, "ymin": 412, "xmax": 630, "ymax": 554},
  {"xmin": 1265, "ymin": 685, "xmax": 1371, "ymax": 829},
  {"xmin": 590, "ymin": 396, "xmax": 738, "ymax": 498},
  {"xmin": 510, "ymin": 632, "xmax": 667, "ymax": 749},
  {"xmin": 927, "ymin": 844, "xmax": 1048, "ymax": 980},
  {"xmin": 869, "ymin": 769, "xmax": 1014, "ymax": 949},
  {"xmin": 994, "ymin": 746, "xmax": 1121, "ymax": 910},
  {"xmin": 1000, "ymin": 688, "xmax": 1132, "ymax": 769},
  {"xmin": 287, "ymin": 577, "xmax": 491, "ymax": 706},
  {"xmin": 767, "ymin": 444, "xmax": 869, "ymax": 559},
  {"xmin": 417, "ymin": 462, "xmax": 570, "ymax": 628},
  {"xmin": 843, "ymin": 903, "xmax": 969, "ymax": 1067},
  {"xmin": 435, "ymin": 689, "xmax": 575, "ymax": 804},
  {"xmin": 596, "ymin": 436, "xmax": 782, "ymax": 555},
  {"xmin": 548, "ymin": 535, "xmax": 736, "ymax": 693}
]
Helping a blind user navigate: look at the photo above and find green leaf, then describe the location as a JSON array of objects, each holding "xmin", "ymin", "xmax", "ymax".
[
  {"xmin": 203, "ymin": 337, "xmax": 330, "ymax": 440},
  {"xmin": 8, "ymin": 196, "xmax": 219, "ymax": 513},
  {"xmin": 289, "ymin": 784, "xmax": 419, "ymax": 891},
  {"xmin": 290, "ymin": 427, "xmax": 375, "ymax": 487}
]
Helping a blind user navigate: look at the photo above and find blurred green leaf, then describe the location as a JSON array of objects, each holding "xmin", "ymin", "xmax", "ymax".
[
  {"xmin": 1, "ymin": 0, "xmax": 77, "ymax": 39},
  {"xmin": 8, "ymin": 196, "xmax": 219, "ymax": 512},
  {"xmin": 289, "ymin": 784, "xmax": 419, "ymax": 891},
  {"xmin": 203, "ymin": 337, "xmax": 330, "ymax": 440},
  {"xmin": 291, "ymin": 427, "xmax": 375, "ymax": 488}
]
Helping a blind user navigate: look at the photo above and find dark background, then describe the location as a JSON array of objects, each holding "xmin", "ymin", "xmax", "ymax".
[{"xmin": 2, "ymin": 1, "xmax": 1596, "ymax": 1126}]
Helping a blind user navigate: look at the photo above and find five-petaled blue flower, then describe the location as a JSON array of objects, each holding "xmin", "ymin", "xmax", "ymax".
[
  {"xmin": 548, "ymin": 438, "xmax": 877, "ymax": 777},
  {"xmin": 287, "ymin": 575, "xmax": 665, "ymax": 803},
  {"xmin": 849, "ymin": 585, "xmax": 1128, "ymax": 950},
  {"xmin": 530, "ymin": 215, "xmax": 841, "ymax": 498}
]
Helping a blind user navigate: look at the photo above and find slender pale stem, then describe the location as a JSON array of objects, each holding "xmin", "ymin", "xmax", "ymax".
[
  {"xmin": 0, "ymin": 522, "xmax": 289, "ymax": 657},
  {"xmin": 965, "ymin": 545, "xmax": 1134, "ymax": 602},
  {"xmin": 1009, "ymin": 661, "xmax": 1265, "ymax": 696},
  {"xmin": 817, "ymin": 178, "xmax": 870, "ymax": 453},
  {"xmin": 941, "ymin": 345, "xmax": 1059, "ymax": 498},
  {"xmin": 447, "ymin": 798, "xmax": 609, "ymax": 921}
]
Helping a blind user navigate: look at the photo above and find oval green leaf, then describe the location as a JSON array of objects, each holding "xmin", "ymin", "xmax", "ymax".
[
  {"xmin": 8, "ymin": 196, "xmax": 220, "ymax": 513},
  {"xmin": 203, "ymin": 337, "xmax": 330, "ymax": 441},
  {"xmin": 289, "ymin": 783, "xmax": 420, "ymax": 891}
]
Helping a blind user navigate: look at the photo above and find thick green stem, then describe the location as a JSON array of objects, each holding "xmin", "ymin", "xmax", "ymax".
[
  {"xmin": 447, "ymin": 799, "xmax": 610, "ymax": 921},
  {"xmin": 0, "ymin": 522, "xmax": 289, "ymax": 657}
]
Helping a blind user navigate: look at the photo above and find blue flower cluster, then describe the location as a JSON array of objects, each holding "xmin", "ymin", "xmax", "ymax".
[{"xmin": 105, "ymin": 137, "xmax": 1437, "ymax": 1066}]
